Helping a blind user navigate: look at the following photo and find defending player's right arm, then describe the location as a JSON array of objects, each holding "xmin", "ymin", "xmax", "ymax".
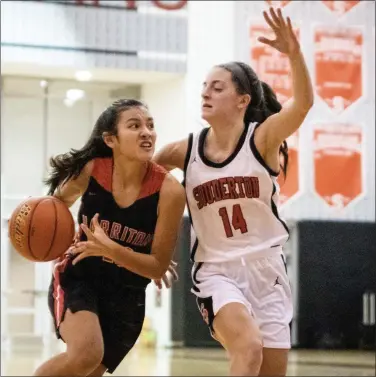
[
  {"xmin": 153, "ymin": 138, "xmax": 189, "ymax": 172},
  {"xmin": 255, "ymin": 8, "xmax": 313, "ymax": 150},
  {"xmin": 53, "ymin": 161, "xmax": 94, "ymax": 208}
]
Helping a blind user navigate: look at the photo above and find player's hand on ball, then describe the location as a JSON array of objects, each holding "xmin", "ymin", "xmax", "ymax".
[
  {"xmin": 71, "ymin": 213, "xmax": 116, "ymax": 265},
  {"xmin": 153, "ymin": 260, "xmax": 179, "ymax": 289},
  {"xmin": 259, "ymin": 7, "xmax": 300, "ymax": 57}
]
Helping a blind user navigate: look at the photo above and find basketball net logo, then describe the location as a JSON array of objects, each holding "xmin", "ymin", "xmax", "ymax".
[{"xmin": 200, "ymin": 303, "xmax": 209, "ymax": 325}]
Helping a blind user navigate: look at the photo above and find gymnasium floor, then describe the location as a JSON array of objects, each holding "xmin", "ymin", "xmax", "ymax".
[{"xmin": 1, "ymin": 340, "xmax": 375, "ymax": 376}]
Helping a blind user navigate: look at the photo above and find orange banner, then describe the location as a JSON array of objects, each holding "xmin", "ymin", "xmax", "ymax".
[
  {"xmin": 314, "ymin": 26, "xmax": 363, "ymax": 114},
  {"xmin": 265, "ymin": 0, "xmax": 291, "ymax": 7},
  {"xmin": 277, "ymin": 131, "xmax": 299, "ymax": 206},
  {"xmin": 321, "ymin": 1, "xmax": 360, "ymax": 15},
  {"xmin": 313, "ymin": 124, "xmax": 363, "ymax": 209},
  {"xmin": 250, "ymin": 25, "xmax": 299, "ymax": 105}
]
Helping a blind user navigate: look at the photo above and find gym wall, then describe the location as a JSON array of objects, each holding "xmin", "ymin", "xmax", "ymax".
[{"xmin": 233, "ymin": 0, "xmax": 375, "ymax": 223}]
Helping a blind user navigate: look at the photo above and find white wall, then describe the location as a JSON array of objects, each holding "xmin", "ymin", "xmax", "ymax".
[
  {"xmin": 142, "ymin": 77, "xmax": 186, "ymax": 182},
  {"xmin": 185, "ymin": 1, "xmax": 236, "ymax": 133},
  {"xmin": 2, "ymin": 96, "xmax": 45, "ymax": 199},
  {"xmin": 1, "ymin": 0, "xmax": 187, "ymax": 74},
  {"xmin": 183, "ymin": 0, "xmax": 375, "ymax": 223},
  {"xmin": 1, "ymin": 78, "xmax": 139, "ymax": 218}
]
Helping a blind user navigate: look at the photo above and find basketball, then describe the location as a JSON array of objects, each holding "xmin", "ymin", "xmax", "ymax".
[{"xmin": 8, "ymin": 196, "xmax": 75, "ymax": 262}]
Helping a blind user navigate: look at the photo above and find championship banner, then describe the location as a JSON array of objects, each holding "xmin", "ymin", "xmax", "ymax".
[
  {"xmin": 313, "ymin": 124, "xmax": 363, "ymax": 209},
  {"xmin": 321, "ymin": 1, "xmax": 360, "ymax": 15},
  {"xmin": 265, "ymin": 0, "xmax": 291, "ymax": 8},
  {"xmin": 277, "ymin": 131, "xmax": 299, "ymax": 206},
  {"xmin": 314, "ymin": 26, "xmax": 363, "ymax": 114},
  {"xmin": 250, "ymin": 25, "xmax": 299, "ymax": 105}
]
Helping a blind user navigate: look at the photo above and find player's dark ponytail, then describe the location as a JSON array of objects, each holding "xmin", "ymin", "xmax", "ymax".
[
  {"xmin": 45, "ymin": 99, "xmax": 147, "ymax": 195},
  {"xmin": 217, "ymin": 61, "xmax": 289, "ymax": 178}
]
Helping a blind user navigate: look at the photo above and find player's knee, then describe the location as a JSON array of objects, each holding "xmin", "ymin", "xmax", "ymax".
[
  {"xmin": 230, "ymin": 336, "xmax": 263, "ymax": 370},
  {"xmin": 68, "ymin": 340, "xmax": 104, "ymax": 375},
  {"xmin": 244, "ymin": 338, "xmax": 263, "ymax": 366}
]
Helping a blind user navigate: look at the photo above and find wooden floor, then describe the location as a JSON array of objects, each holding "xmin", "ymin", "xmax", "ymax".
[{"xmin": 1, "ymin": 340, "xmax": 375, "ymax": 376}]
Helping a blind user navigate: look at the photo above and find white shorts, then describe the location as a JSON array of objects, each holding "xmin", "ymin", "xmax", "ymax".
[{"xmin": 191, "ymin": 252, "xmax": 293, "ymax": 349}]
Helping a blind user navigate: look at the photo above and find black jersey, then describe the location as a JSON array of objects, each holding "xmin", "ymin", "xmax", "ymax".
[{"xmin": 68, "ymin": 158, "xmax": 167, "ymax": 289}]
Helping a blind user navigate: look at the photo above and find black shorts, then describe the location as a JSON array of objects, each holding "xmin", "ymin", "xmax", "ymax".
[{"xmin": 48, "ymin": 257, "xmax": 146, "ymax": 374}]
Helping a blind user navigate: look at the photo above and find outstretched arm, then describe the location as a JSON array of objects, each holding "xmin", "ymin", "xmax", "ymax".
[{"xmin": 256, "ymin": 7, "xmax": 314, "ymax": 150}]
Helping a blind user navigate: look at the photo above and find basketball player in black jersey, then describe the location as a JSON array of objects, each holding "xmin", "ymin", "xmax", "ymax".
[{"xmin": 33, "ymin": 99, "xmax": 186, "ymax": 376}]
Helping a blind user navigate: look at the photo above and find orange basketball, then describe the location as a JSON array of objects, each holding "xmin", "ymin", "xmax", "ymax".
[{"xmin": 8, "ymin": 196, "xmax": 75, "ymax": 262}]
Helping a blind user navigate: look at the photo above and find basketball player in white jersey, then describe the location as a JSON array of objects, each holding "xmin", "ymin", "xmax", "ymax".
[{"xmin": 155, "ymin": 7, "xmax": 313, "ymax": 377}]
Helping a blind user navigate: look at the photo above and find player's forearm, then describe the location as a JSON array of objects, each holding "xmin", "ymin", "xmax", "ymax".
[
  {"xmin": 51, "ymin": 161, "xmax": 92, "ymax": 208},
  {"xmin": 53, "ymin": 183, "xmax": 82, "ymax": 208},
  {"xmin": 109, "ymin": 244, "xmax": 166, "ymax": 280},
  {"xmin": 288, "ymin": 50, "xmax": 314, "ymax": 112},
  {"xmin": 53, "ymin": 192, "xmax": 76, "ymax": 208}
]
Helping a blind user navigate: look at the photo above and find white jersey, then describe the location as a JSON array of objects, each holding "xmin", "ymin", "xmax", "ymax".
[{"xmin": 184, "ymin": 122, "xmax": 289, "ymax": 263}]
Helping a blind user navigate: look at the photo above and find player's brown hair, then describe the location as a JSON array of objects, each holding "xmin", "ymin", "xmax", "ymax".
[
  {"xmin": 45, "ymin": 99, "xmax": 148, "ymax": 195},
  {"xmin": 217, "ymin": 61, "xmax": 289, "ymax": 177}
]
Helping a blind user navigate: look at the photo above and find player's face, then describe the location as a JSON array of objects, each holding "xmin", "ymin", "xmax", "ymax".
[
  {"xmin": 201, "ymin": 67, "xmax": 249, "ymax": 124},
  {"xmin": 114, "ymin": 106, "xmax": 156, "ymax": 161}
]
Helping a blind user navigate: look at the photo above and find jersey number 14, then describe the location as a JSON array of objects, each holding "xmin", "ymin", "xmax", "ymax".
[{"xmin": 218, "ymin": 204, "xmax": 248, "ymax": 238}]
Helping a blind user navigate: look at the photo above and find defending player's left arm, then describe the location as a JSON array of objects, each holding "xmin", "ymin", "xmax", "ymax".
[
  {"xmin": 71, "ymin": 174, "xmax": 186, "ymax": 280},
  {"xmin": 257, "ymin": 8, "xmax": 314, "ymax": 149}
]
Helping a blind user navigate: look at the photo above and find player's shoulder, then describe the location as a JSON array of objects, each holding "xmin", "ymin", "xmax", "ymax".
[
  {"xmin": 137, "ymin": 161, "xmax": 168, "ymax": 200},
  {"xmin": 90, "ymin": 157, "xmax": 111, "ymax": 176},
  {"xmin": 82, "ymin": 159, "xmax": 95, "ymax": 176},
  {"xmin": 160, "ymin": 170, "xmax": 185, "ymax": 200},
  {"xmin": 146, "ymin": 161, "xmax": 168, "ymax": 188},
  {"xmin": 151, "ymin": 161, "xmax": 181, "ymax": 191},
  {"xmin": 88, "ymin": 157, "xmax": 112, "ymax": 192},
  {"xmin": 149, "ymin": 160, "xmax": 168, "ymax": 175}
]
